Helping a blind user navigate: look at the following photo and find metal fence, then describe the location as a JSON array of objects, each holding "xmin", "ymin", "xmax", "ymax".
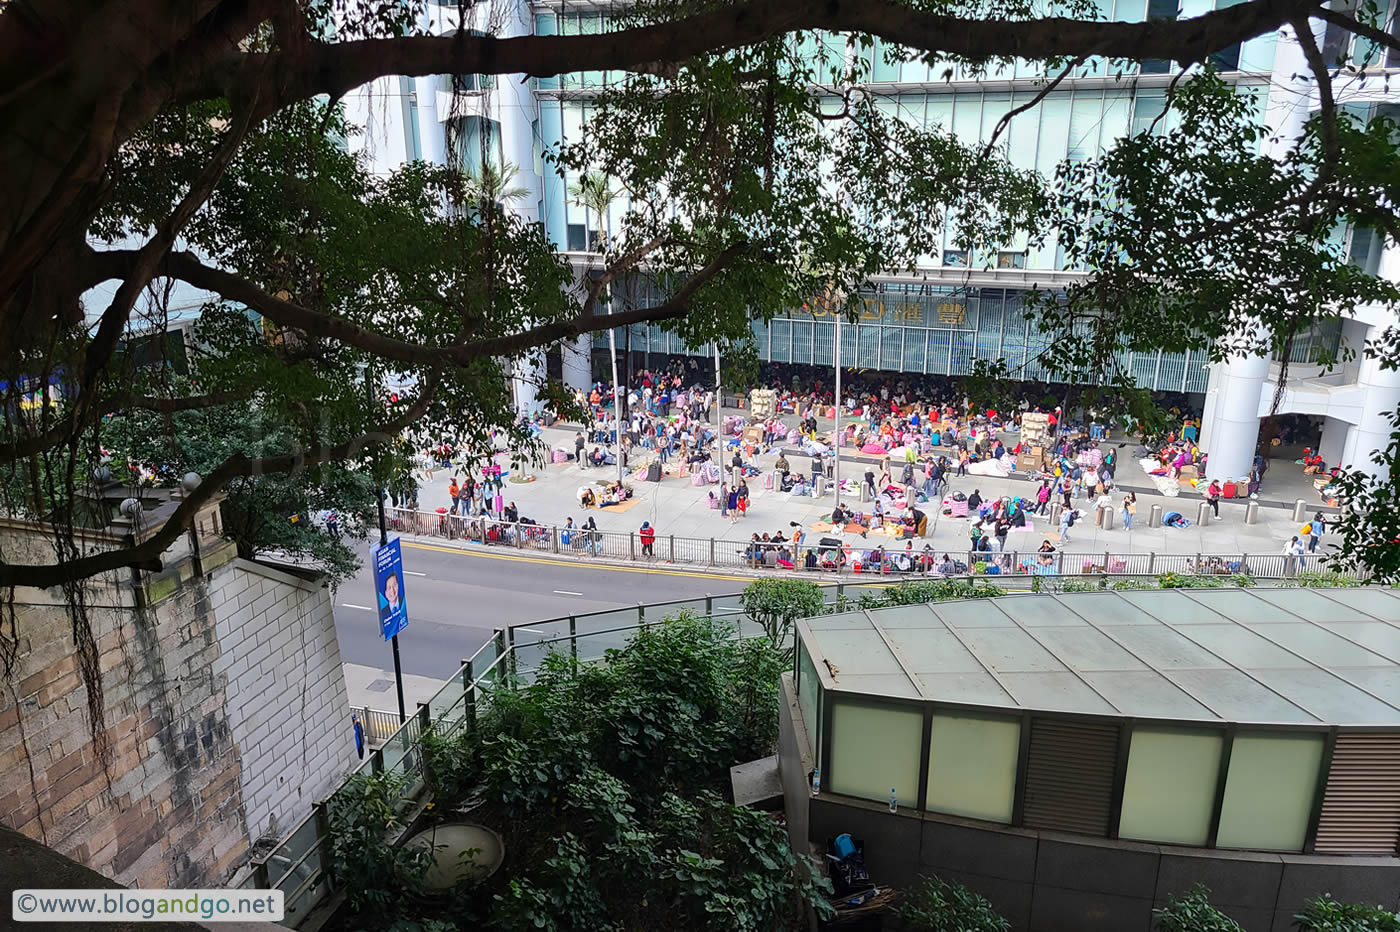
[{"xmin": 387, "ymin": 507, "xmax": 1359, "ymax": 581}]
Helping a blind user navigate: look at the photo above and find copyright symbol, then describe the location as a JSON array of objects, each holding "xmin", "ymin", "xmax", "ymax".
[{"xmin": 16, "ymin": 894, "xmax": 36, "ymax": 913}]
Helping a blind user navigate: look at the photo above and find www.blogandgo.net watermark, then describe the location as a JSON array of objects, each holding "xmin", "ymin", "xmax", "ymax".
[{"xmin": 12, "ymin": 889, "xmax": 284, "ymax": 922}]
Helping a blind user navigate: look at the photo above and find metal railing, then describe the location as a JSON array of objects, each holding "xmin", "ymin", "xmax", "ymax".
[
  {"xmin": 387, "ymin": 507, "xmax": 1361, "ymax": 581},
  {"xmin": 245, "ymin": 566, "xmax": 1368, "ymax": 927}
]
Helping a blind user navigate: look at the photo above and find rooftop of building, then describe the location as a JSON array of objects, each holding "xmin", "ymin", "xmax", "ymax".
[{"xmin": 798, "ymin": 587, "xmax": 1400, "ymax": 726}]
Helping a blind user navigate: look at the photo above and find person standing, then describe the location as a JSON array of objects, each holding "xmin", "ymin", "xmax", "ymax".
[
  {"xmin": 640, "ymin": 521, "xmax": 656, "ymax": 557},
  {"xmin": 575, "ymin": 431, "xmax": 587, "ymax": 470},
  {"xmin": 1205, "ymin": 480, "xmax": 1221, "ymax": 518},
  {"xmin": 1309, "ymin": 511, "xmax": 1325, "ymax": 553},
  {"xmin": 726, "ymin": 484, "xmax": 740, "ymax": 523},
  {"xmin": 1122, "ymin": 492, "xmax": 1137, "ymax": 531},
  {"xmin": 720, "ymin": 482, "xmax": 730, "ymax": 519},
  {"xmin": 1059, "ymin": 506, "xmax": 1076, "ymax": 543},
  {"xmin": 1035, "ymin": 481, "xmax": 1051, "ymax": 516},
  {"xmin": 1282, "ymin": 535, "xmax": 1304, "ymax": 574}
]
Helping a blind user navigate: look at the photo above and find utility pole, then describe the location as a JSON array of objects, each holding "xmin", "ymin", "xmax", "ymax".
[
  {"xmin": 608, "ymin": 320, "xmax": 623, "ymax": 483},
  {"xmin": 363, "ymin": 365, "xmax": 406, "ymax": 724},
  {"xmin": 714, "ymin": 344, "xmax": 722, "ymax": 430},
  {"xmin": 834, "ymin": 315, "xmax": 842, "ymax": 508}
]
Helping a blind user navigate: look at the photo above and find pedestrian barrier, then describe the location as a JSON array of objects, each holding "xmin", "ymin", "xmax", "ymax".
[{"xmin": 386, "ymin": 507, "xmax": 1360, "ymax": 582}]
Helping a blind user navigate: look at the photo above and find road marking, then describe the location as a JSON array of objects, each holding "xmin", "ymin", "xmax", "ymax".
[
  {"xmin": 401, "ymin": 541, "xmax": 752, "ymax": 581},
  {"xmin": 341, "ymin": 603, "xmax": 373, "ymax": 611},
  {"xmin": 552, "ymin": 590, "xmax": 584, "ymax": 596},
  {"xmin": 404, "ymin": 570, "xmax": 427, "ymax": 576}
]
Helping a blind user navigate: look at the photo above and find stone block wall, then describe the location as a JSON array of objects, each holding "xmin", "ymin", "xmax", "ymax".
[
  {"xmin": 209, "ymin": 559, "xmax": 357, "ymax": 845},
  {"xmin": 0, "ymin": 519, "xmax": 355, "ymax": 889},
  {"xmin": 0, "ymin": 575, "xmax": 248, "ymax": 888}
]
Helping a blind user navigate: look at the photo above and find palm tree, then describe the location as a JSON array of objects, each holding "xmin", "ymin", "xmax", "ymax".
[
  {"xmin": 568, "ymin": 171, "xmax": 617, "ymax": 250},
  {"xmin": 466, "ymin": 160, "xmax": 530, "ymax": 208}
]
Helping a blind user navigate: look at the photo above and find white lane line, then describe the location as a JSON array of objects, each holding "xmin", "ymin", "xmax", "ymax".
[
  {"xmin": 341, "ymin": 603, "xmax": 374, "ymax": 611},
  {"xmin": 552, "ymin": 589, "xmax": 584, "ymax": 596},
  {"xmin": 404, "ymin": 571, "xmax": 427, "ymax": 577}
]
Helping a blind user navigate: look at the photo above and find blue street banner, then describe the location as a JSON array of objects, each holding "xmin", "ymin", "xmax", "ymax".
[{"xmin": 372, "ymin": 537, "xmax": 409, "ymax": 640}]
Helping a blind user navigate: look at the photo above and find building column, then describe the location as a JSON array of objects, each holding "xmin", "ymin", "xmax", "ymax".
[
  {"xmin": 1203, "ymin": 350, "xmax": 1270, "ymax": 482},
  {"xmin": 512, "ymin": 354, "xmax": 545, "ymax": 415},
  {"xmin": 1318, "ymin": 416, "xmax": 1350, "ymax": 467},
  {"xmin": 1344, "ymin": 242, "xmax": 1400, "ymax": 480},
  {"xmin": 562, "ymin": 333, "xmax": 592, "ymax": 392},
  {"xmin": 1345, "ymin": 332, "xmax": 1400, "ymax": 482},
  {"xmin": 1198, "ymin": 361, "xmax": 1223, "ymax": 451}
]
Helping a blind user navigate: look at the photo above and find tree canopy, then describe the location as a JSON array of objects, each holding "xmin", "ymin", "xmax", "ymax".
[{"xmin": 2, "ymin": 0, "xmax": 1399, "ymax": 600}]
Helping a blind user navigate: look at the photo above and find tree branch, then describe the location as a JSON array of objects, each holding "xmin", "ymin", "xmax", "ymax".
[
  {"xmin": 101, "ymin": 242, "xmax": 751, "ymax": 368},
  {"xmin": 224, "ymin": 0, "xmax": 1324, "ymax": 117},
  {"xmin": 980, "ymin": 55, "xmax": 1087, "ymax": 162},
  {"xmin": 0, "ymin": 377, "xmax": 439, "ymax": 591},
  {"xmin": 1314, "ymin": 6, "xmax": 1400, "ymax": 57},
  {"xmin": 582, "ymin": 234, "xmax": 670, "ymax": 317}
]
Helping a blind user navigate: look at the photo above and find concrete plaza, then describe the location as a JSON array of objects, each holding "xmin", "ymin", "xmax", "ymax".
[{"xmin": 414, "ymin": 408, "xmax": 1338, "ymax": 563}]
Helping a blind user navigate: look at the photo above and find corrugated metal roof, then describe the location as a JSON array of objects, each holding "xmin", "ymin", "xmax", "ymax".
[{"xmin": 798, "ymin": 588, "xmax": 1400, "ymax": 725}]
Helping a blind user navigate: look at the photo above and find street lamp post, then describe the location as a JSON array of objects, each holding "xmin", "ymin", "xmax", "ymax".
[
  {"xmin": 834, "ymin": 315, "xmax": 841, "ymax": 508},
  {"xmin": 361, "ymin": 364, "xmax": 407, "ymax": 724}
]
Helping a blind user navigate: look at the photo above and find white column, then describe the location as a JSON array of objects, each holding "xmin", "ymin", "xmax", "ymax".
[
  {"xmin": 1318, "ymin": 416, "xmax": 1350, "ymax": 466},
  {"xmin": 1203, "ymin": 350, "xmax": 1269, "ymax": 481},
  {"xmin": 512, "ymin": 355, "xmax": 544, "ymax": 415},
  {"xmin": 1198, "ymin": 361, "xmax": 1223, "ymax": 451},
  {"xmin": 1345, "ymin": 243, "xmax": 1400, "ymax": 480},
  {"xmin": 562, "ymin": 333, "xmax": 592, "ymax": 391},
  {"xmin": 1346, "ymin": 327, "xmax": 1400, "ymax": 481}
]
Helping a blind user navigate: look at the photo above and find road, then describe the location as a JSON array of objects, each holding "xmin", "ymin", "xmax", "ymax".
[{"xmin": 332, "ymin": 541, "xmax": 755, "ymax": 681}]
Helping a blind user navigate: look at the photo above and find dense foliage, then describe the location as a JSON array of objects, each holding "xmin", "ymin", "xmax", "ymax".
[
  {"xmin": 896, "ymin": 874, "xmax": 1011, "ymax": 932},
  {"xmin": 739, "ymin": 578, "xmax": 828, "ymax": 648},
  {"xmin": 337, "ymin": 613, "xmax": 825, "ymax": 931},
  {"xmin": 1154, "ymin": 886, "xmax": 1247, "ymax": 932}
]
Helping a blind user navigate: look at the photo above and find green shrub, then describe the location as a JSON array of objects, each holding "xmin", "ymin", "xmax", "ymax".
[
  {"xmin": 1060, "ymin": 579, "xmax": 1102, "ymax": 592},
  {"xmin": 1293, "ymin": 570, "xmax": 1363, "ymax": 589},
  {"xmin": 896, "ymin": 874, "xmax": 1009, "ymax": 932},
  {"xmin": 1294, "ymin": 894, "xmax": 1400, "ymax": 931},
  {"xmin": 1111, "ymin": 578, "xmax": 1153, "ymax": 590},
  {"xmin": 1158, "ymin": 572, "xmax": 1225, "ymax": 589},
  {"xmin": 858, "ymin": 579, "xmax": 1005, "ymax": 607},
  {"xmin": 374, "ymin": 613, "xmax": 825, "ymax": 932},
  {"xmin": 1154, "ymin": 885, "xmax": 1245, "ymax": 932},
  {"xmin": 739, "ymin": 578, "xmax": 827, "ymax": 648},
  {"xmin": 325, "ymin": 771, "xmax": 433, "ymax": 918}
]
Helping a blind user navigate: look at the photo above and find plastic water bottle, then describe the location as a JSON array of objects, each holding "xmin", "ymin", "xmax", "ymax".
[
  {"xmin": 811, "ymin": 768, "xmax": 820, "ymax": 794},
  {"xmin": 889, "ymin": 788, "xmax": 898, "ymax": 813}
]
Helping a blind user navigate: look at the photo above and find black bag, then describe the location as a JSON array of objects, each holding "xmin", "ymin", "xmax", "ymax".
[{"xmin": 646, "ymin": 461, "xmax": 662, "ymax": 482}]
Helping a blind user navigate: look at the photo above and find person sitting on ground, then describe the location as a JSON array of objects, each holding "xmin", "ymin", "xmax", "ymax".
[
  {"xmin": 1038, "ymin": 538, "xmax": 1056, "ymax": 553},
  {"xmin": 774, "ymin": 452, "xmax": 790, "ymax": 478},
  {"xmin": 831, "ymin": 504, "xmax": 849, "ymax": 526},
  {"xmin": 804, "ymin": 549, "xmax": 819, "ymax": 570},
  {"xmin": 580, "ymin": 488, "xmax": 597, "ymax": 508},
  {"xmin": 503, "ymin": 501, "xmax": 519, "ymax": 523}
]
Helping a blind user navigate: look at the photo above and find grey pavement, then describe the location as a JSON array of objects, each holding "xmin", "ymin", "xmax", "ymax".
[
  {"xmin": 334, "ymin": 539, "xmax": 758, "ymax": 709},
  {"xmin": 415, "ymin": 409, "xmax": 1338, "ymax": 562}
]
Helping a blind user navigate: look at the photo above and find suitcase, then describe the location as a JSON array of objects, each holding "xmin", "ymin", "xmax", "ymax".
[
  {"xmin": 646, "ymin": 461, "xmax": 662, "ymax": 482},
  {"xmin": 1222, "ymin": 481, "xmax": 1236, "ymax": 499},
  {"xmin": 1236, "ymin": 478, "xmax": 1250, "ymax": 499}
]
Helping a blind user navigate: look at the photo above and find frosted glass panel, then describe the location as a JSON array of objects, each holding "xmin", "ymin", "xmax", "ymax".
[
  {"xmin": 926, "ymin": 713, "xmax": 1020, "ymax": 822},
  {"xmin": 829, "ymin": 701, "xmax": 924, "ymax": 805},
  {"xmin": 1119, "ymin": 727, "xmax": 1223, "ymax": 845},
  {"xmin": 798, "ymin": 642, "xmax": 821, "ymax": 755},
  {"xmin": 1216, "ymin": 733, "xmax": 1324, "ymax": 851}
]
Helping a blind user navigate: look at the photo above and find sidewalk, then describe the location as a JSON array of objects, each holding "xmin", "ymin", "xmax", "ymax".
[{"xmin": 420, "ymin": 409, "xmax": 1337, "ymax": 562}]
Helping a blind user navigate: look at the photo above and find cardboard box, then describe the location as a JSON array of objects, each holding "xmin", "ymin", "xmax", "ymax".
[{"xmin": 1017, "ymin": 454, "xmax": 1041, "ymax": 472}]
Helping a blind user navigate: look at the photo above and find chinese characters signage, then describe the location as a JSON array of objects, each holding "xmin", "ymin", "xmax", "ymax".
[{"xmin": 796, "ymin": 293, "xmax": 974, "ymax": 329}]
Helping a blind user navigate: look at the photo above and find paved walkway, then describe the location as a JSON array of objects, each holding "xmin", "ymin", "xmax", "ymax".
[{"xmin": 412, "ymin": 407, "xmax": 1338, "ymax": 562}]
